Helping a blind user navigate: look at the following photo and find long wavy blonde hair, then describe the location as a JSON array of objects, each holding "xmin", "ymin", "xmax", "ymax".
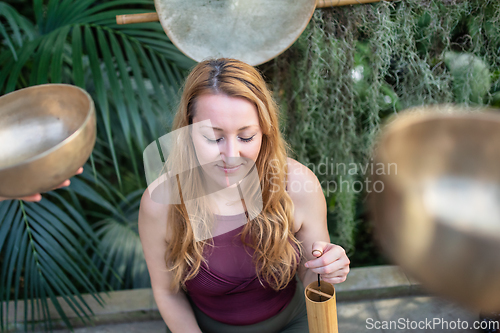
[{"xmin": 165, "ymin": 58, "xmax": 302, "ymax": 292}]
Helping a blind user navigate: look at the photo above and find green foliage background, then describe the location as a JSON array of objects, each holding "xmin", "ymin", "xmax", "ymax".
[
  {"xmin": 262, "ymin": 0, "xmax": 500, "ymax": 263},
  {"xmin": 1, "ymin": 0, "xmax": 500, "ymax": 330}
]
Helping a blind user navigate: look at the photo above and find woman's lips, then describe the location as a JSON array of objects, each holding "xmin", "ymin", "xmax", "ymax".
[{"xmin": 217, "ymin": 164, "xmax": 242, "ymax": 174}]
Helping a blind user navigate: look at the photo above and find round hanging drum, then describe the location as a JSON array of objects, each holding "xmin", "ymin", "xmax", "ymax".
[{"xmin": 153, "ymin": 0, "xmax": 317, "ymax": 66}]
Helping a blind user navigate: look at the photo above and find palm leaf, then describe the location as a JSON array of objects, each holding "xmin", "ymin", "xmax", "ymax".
[
  {"xmin": 35, "ymin": 30, "xmax": 59, "ymax": 85},
  {"xmin": 0, "ymin": 21, "xmax": 18, "ymax": 61},
  {"xmin": 71, "ymin": 25, "xmax": 85, "ymax": 88},
  {"xmin": 84, "ymin": 24, "xmax": 122, "ymax": 186},
  {"xmin": 68, "ymin": 177, "xmax": 121, "ymax": 217},
  {"xmin": 50, "ymin": 25, "xmax": 71, "ymax": 83},
  {"xmin": 96, "ymin": 28, "xmax": 140, "ymax": 183},
  {"xmin": 108, "ymin": 30, "xmax": 146, "ymax": 151},
  {"xmin": 93, "ymin": 190, "xmax": 149, "ymax": 290},
  {"xmin": 59, "ymin": 0, "xmax": 95, "ymax": 26},
  {"xmin": 33, "ymin": 0, "xmax": 43, "ymax": 28},
  {"xmin": 122, "ymin": 36, "xmax": 159, "ymax": 139},
  {"xmin": 0, "ymin": 2, "xmax": 35, "ymax": 60},
  {"xmin": 0, "ymin": 198, "xmax": 105, "ymax": 332},
  {"xmin": 2, "ymin": 37, "xmax": 41, "ymax": 92}
]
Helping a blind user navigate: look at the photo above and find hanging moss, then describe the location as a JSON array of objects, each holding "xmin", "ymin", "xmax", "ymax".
[{"xmin": 259, "ymin": 0, "xmax": 500, "ymax": 259}]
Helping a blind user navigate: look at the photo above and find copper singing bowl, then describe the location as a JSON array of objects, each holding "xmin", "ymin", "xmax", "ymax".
[
  {"xmin": 0, "ymin": 84, "xmax": 96, "ymax": 198},
  {"xmin": 371, "ymin": 106, "xmax": 500, "ymax": 312}
]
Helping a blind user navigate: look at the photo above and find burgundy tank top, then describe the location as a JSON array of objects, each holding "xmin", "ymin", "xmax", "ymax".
[{"xmin": 184, "ymin": 213, "xmax": 298, "ymax": 325}]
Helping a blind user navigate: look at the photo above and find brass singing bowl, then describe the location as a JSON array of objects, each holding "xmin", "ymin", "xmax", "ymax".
[
  {"xmin": 371, "ymin": 106, "xmax": 500, "ymax": 312},
  {"xmin": 154, "ymin": 0, "xmax": 317, "ymax": 66},
  {"xmin": 0, "ymin": 84, "xmax": 96, "ymax": 198}
]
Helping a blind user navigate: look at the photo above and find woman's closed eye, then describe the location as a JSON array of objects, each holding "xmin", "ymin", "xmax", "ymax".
[
  {"xmin": 204, "ymin": 136, "xmax": 223, "ymax": 143},
  {"xmin": 239, "ymin": 134, "xmax": 256, "ymax": 142},
  {"xmin": 204, "ymin": 134, "xmax": 256, "ymax": 144}
]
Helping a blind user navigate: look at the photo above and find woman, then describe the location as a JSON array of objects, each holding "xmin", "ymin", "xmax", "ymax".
[{"xmin": 139, "ymin": 58, "xmax": 350, "ymax": 333}]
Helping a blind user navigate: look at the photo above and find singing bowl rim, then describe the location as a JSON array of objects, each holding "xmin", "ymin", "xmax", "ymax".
[
  {"xmin": 375, "ymin": 106, "xmax": 500, "ymax": 183},
  {"xmin": 378, "ymin": 106, "xmax": 500, "ymax": 141},
  {"xmin": 0, "ymin": 83, "xmax": 95, "ymax": 172}
]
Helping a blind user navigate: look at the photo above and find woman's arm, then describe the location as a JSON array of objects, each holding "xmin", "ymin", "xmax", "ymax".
[
  {"xmin": 139, "ymin": 189, "xmax": 203, "ymax": 333},
  {"xmin": 287, "ymin": 159, "xmax": 350, "ymax": 287}
]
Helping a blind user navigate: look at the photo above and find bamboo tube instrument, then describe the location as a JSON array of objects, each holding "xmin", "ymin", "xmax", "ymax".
[{"xmin": 304, "ymin": 249, "xmax": 339, "ymax": 333}]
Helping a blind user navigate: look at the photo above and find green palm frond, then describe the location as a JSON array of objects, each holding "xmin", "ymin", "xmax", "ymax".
[
  {"xmin": 0, "ymin": 2, "xmax": 35, "ymax": 61},
  {"xmin": 92, "ymin": 189, "xmax": 149, "ymax": 291},
  {"xmin": 64, "ymin": 168, "xmax": 149, "ymax": 291},
  {"xmin": 0, "ymin": 196, "xmax": 105, "ymax": 332},
  {"xmin": 0, "ymin": 0, "xmax": 194, "ymax": 187}
]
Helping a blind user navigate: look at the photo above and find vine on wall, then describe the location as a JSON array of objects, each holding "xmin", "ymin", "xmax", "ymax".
[{"xmin": 261, "ymin": 0, "xmax": 500, "ymax": 259}]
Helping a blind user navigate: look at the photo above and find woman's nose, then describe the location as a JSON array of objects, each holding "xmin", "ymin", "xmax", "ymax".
[{"xmin": 220, "ymin": 138, "xmax": 240, "ymax": 159}]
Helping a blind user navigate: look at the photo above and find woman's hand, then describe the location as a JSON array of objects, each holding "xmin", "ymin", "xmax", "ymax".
[
  {"xmin": 0, "ymin": 167, "xmax": 83, "ymax": 202},
  {"xmin": 304, "ymin": 241, "xmax": 350, "ymax": 284}
]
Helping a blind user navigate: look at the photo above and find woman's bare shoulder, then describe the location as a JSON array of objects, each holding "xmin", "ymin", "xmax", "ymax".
[
  {"xmin": 140, "ymin": 189, "xmax": 169, "ymax": 219},
  {"xmin": 286, "ymin": 158, "xmax": 325, "ymax": 230},
  {"xmin": 139, "ymin": 176, "xmax": 173, "ymax": 239},
  {"xmin": 286, "ymin": 157, "xmax": 320, "ymax": 196}
]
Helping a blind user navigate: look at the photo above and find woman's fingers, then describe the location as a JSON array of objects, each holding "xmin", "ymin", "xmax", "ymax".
[
  {"xmin": 321, "ymin": 274, "xmax": 348, "ymax": 284},
  {"xmin": 316, "ymin": 263, "xmax": 350, "ymax": 284},
  {"xmin": 54, "ymin": 179, "xmax": 71, "ymax": 189},
  {"xmin": 18, "ymin": 194, "xmax": 43, "ymax": 202},
  {"xmin": 305, "ymin": 243, "xmax": 346, "ymax": 269},
  {"xmin": 305, "ymin": 242, "xmax": 350, "ymax": 283},
  {"xmin": 308, "ymin": 257, "xmax": 350, "ymax": 275},
  {"xmin": 0, "ymin": 194, "xmax": 42, "ymax": 202}
]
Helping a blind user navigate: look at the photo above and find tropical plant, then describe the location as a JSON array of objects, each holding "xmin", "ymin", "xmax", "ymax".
[
  {"xmin": 0, "ymin": 195, "xmax": 104, "ymax": 332},
  {"xmin": 90, "ymin": 186, "xmax": 148, "ymax": 291},
  {"xmin": 0, "ymin": 0, "xmax": 192, "ymax": 331}
]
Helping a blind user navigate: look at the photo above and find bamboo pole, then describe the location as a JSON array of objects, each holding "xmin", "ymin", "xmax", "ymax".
[
  {"xmin": 116, "ymin": 0, "xmax": 390, "ymax": 25},
  {"xmin": 116, "ymin": 12, "xmax": 159, "ymax": 25},
  {"xmin": 316, "ymin": 0, "xmax": 388, "ymax": 8}
]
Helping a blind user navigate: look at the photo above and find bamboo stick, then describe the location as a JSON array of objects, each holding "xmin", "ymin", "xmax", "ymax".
[
  {"xmin": 116, "ymin": 0, "xmax": 391, "ymax": 25},
  {"xmin": 116, "ymin": 12, "xmax": 159, "ymax": 25},
  {"xmin": 306, "ymin": 287, "xmax": 333, "ymax": 300},
  {"xmin": 316, "ymin": 0, "xmax": 388, "ymax": 8}
]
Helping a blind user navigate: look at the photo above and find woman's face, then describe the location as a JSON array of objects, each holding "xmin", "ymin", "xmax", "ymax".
[{"xmin": 191, "ymin": 94, "xmax": 263, "ymax": 190}]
